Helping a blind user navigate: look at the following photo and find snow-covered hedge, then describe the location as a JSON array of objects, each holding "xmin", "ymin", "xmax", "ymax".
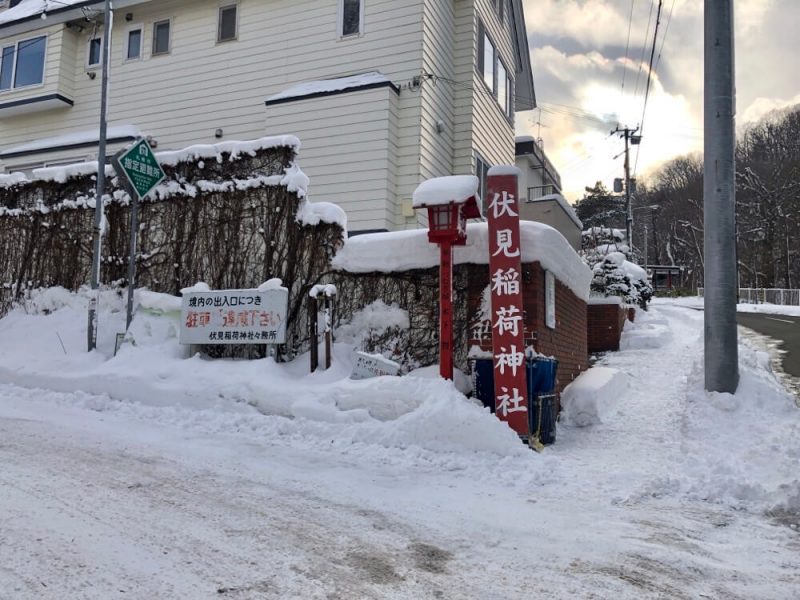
[
  {"xmin": 0, "ymin": 138, "xmax": 345, "ymax": 357},
  {"xmin": 590, "ymin": 252, "xmax": 653, "ymax": 309}
]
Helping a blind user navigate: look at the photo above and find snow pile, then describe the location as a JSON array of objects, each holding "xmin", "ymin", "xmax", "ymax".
[
  {"xmin": 155, "ymin": 135, "xmax": 301, "ymax": 166},
  {"xmin": 0, "ymin": 287, "xmax": 524, "ymax": 458},
  {"xmin": 560, "ymin": 367, "xmax": 629, "ymax": 426},
  {"xmin": 412, "ymin": 175, "xmax": 479, "ymax": 208},
  {"xmin": 335, "ymin": 300, "xmax": 409, "ymax": 345},
  {"xmin": 333, "ymin": 221, "xmax": 592, "ymax": 301},
  {"xmin": 266, "ymin": 71, "xmax": 392, "ymax": 103},
  {"xmin": 682, "ymin": 341, "xmax": 800, "ymax": 513}
]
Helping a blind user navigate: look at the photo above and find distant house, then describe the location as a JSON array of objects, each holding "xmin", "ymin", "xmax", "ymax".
[
  {"xmin": 514, "ymin": 136, "xmax": 581, "ymax": 250},
  {"xmin": 0, "ymin": 0, "xmax": 536, "ymax": 233}
]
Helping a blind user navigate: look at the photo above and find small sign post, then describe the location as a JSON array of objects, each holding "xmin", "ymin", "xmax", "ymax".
[
  {"xmin": 112, "ymin": 138, "xmax": 166, "ymax": 331},
  {"xmin": 486, "ymin": 167, "xmax": 529, "ymax": 439}
]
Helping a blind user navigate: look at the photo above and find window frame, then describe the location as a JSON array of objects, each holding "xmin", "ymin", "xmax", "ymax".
[
  {"xmin": 151, "ymin": 18, "xmax": 172, "ymax": 56},
  {"xmin": 477, "ymin": 22, "xmax": 514, "ymax": 122},
  {"xmin": 123, "ymin": 24, "xmax": 143, "ymax": 61},
  {"xmin": 0, "ymin": 34, "xmax": 47, "ymax": 93},
  {"xmin": 86, "ymin": 34, "xmax": 103, "ymax": 69},
  {"xmin": 475, "ymin": 152, "xmax": 491, "ymax": 215},
  {"xmin": 337, "ymin": 0, "xmax": 364, "ymax": 39},
  {"xmin": 217, "ymin": 3, "xmax": 238, "ymax": 43}
]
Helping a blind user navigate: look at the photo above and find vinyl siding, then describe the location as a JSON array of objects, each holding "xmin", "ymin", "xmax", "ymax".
[
  {"xmin": 0, "ymin": 0, "xmax": 524, "ymax": 232},
  {"xmin": 265, "ymin": 86, "xmax": 399, "ymax": 232}
]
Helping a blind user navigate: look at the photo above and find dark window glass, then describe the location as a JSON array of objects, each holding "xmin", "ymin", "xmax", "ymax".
[
  {"xmin": 14, "ymin": 35, "xmax": 45, "ymax": 87},
  {"xmin": 127, "ymin": 29, "xmax": 142, "ymax": 59},
  {"xmin": 0, "ymin": 46, "xmax": 14, "ymax": 90},
  {"xmin": 153, "ymin": 20, "xmax": 170, "ymax": 55},
  {"xmin": 10, "ymin": 0, "xmax": 23, "ymax": 7},
  {"xmin": 88, "ymin": 37, "xmax": 102, "ymax": 66},
  {"xmin": 342, "ymin": 0, "xmax": 360, "ymax": 36},
  {"xmin": 476, "ymin": 155, "xmax": 490, "ymax": 213},
  {"xmin": 218, "ymin": 5, "xmax": 237, "ymax": 42}
]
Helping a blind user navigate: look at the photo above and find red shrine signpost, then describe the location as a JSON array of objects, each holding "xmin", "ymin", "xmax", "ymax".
[
  {"xmin": 486, "ymin": 167, "xmax": 530, "ymax": 438},
  {"xmin": 413, "ymin": 176, "xmax": 482, "ymax": 380}
]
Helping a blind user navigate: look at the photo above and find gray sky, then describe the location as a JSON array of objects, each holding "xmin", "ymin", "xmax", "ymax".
[{"xmin": 519, "ymin": 0, "xmax": 800, "ymax": 200}]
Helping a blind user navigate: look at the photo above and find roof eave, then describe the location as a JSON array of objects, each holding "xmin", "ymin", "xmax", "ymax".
[
  {"xmin": 0, "ymin": 0, "xmax": 149, "ymax": 38},
  {"xmin": 511, "ymin": 0, "xmax": 536, "ymax": 112}
]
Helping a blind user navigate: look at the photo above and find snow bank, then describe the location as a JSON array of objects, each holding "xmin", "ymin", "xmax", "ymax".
[
  {"xmin": 560, "ymin": 367, "xmax": 629, "ymax": 426},
  {"xmin": 332, "ymin": 221, "xmax": 592, "ymax": 301},
  {"xmin": 0, "ymin": 288, "xmax": 526, "ymax": 458},
  {"xmin": 682, "ymin": 340, "xmax": 800, "ymax": 513}
]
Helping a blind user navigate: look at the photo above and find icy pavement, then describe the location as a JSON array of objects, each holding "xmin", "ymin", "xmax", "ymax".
[{"xmin": 1, "ymin": 302, "xmax": 799, "ymax": 598}]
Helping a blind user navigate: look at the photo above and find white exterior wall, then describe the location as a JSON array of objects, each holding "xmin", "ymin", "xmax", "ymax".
[{"xmin": 0, "ymin": 0, "xmax": 526, "ymax": 232}]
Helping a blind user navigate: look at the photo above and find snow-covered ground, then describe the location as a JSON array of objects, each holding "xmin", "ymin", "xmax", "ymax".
[
  {"xmin": 1, "ymin": 294, "xmax": 799, "ymax": 599},
  {"xmin": 660, "ymin": 294, "xmax": 800, "ymax": 316}
]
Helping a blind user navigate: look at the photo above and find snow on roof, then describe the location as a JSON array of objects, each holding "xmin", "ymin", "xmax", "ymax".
[
  {"xmin": 0, "ymin": 0, "xmax": 88, "ymax": 26},
  {"xmin": 532, "ymin": 193, "xmax": 582, "ymax": 229},
  {"xmin": 1, "ymin": 124, "xmax": 141, "ymax": 157},
  {"xmin": 266, "ymin": 72, "xmax": 391, "ymax": 103},
  {"xmin": 412, "ymin": 175, "xmax": 479, "ymax": 208},
  {"xmin": 332, "ymin": 221, "xmax": 592, "ymax": 301}
]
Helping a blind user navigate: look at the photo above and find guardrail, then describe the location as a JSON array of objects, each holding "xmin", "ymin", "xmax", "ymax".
[{"xmin": 697, "ymin": 287, "xmax": 800, "ymax": 306}]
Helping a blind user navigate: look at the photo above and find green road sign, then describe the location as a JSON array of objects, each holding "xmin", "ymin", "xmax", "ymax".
[{"xmin": 116, "ymin": 138, "xmax": 166, "ymax": 199}]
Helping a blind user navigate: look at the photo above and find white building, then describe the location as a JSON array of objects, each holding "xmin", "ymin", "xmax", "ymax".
[
  {"xmin": 0, "ymin": 0, "xmax": 535, "ymax": 233},
  {"xmin": 514, "ymin": 135, "xmax": 581, "ymax": 250}
]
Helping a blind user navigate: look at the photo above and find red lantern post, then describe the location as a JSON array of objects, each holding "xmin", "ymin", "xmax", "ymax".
[{"xmin": 413, "ymin": 177, "xmax": 482, "ymax": 380}]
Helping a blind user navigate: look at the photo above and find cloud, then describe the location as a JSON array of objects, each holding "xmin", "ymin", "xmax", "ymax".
[{"xmin": 519, "ymin": 0, "xmax": 799, "ymax": 202}]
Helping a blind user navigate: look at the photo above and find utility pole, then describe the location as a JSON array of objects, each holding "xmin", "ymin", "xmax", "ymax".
[
  {"xmin": 704, "ymin": 0, "xmax": 739, "ymax": 392},
  {"xmin": 612, "ymin": 126, "xmax": 639, "ymax": 251},
  {"xmin": 87, "ymin": 0, "xmax": 113, "ymax": 351}
]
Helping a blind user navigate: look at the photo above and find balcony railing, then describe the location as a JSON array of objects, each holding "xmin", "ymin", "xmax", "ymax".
[{"xmin": 527, "ymin": 185, "xmax": 558, "ymax": 201}]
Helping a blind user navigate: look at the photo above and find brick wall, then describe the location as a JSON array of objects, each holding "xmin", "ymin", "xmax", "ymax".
[
  {"xmin": 469, "ymin": 261, "xmax": 588, "ymax": 396},
  {"xmin": 587, "ymin": 302, "xmax": 629, "ymax": 353}
]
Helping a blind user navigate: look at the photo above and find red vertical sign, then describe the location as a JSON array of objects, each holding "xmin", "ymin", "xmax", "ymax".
[{"xmin": 486, "ymin": 169, "xmax": 529, "ymax": 437}]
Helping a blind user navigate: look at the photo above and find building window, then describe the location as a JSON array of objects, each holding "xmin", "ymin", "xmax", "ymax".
[
  {"xmin": 0, "ymin": 35, "xmax": 46, "ymax": 91},
  {"xmin": 481, "ymin": 32, "xmax": 494, "ymax": 91},
  {"xmin": 478, "ymin": 23, "xmax": 513, "ymax": 120},
  {"xmin": 0, "ymin": 46, "xmax": 14, "ymax": 91},
  {"xmin": 339, "ymin": 0, "xmax": 363, "ymax": 38},
  {"xmin": 87, "ymin": 36, "xmax": 102, "ymax": 67},
  {"xmin": 125, "ymin": 27, "xmax": 142, "ymax": 60},
  {"xmin": 218, "ymin": 4, "xmax": 237, "ymax": 42},
  {"xmin": 152, "ymin": 19, "xmax": 171, "ymax": 55},
  {"xmin": 475, "ymin": 153, "xmax": 490, "ymax": 213}
]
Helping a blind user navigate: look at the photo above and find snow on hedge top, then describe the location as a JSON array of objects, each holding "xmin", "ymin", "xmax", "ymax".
[
  {"xmin": 266, "ymin": 71, "xmax": 390, "ymax": 103},
  {"xmin": 597, "ymin": 251, "xmax": 648, "ymax": 282},
  {"xmin": 412, "ymin": 175, "xmax": 479, "ymax": 208},
  {"xmin": 0, "ymin": 0, "xmax": 86, "ymax": 26},
  {"xmin": 333, "ymin": 221, "xmax": 592, "ymax": 300},
  {"xmin": 1, "ymin": 124, "xmax": 141, "ymax": 157},
  {"xmin": 155, "ymin": 135, "xmax": 300, "ymax": 166}
]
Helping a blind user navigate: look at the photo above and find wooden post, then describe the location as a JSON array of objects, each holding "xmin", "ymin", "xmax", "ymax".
[
  {"xmin": 439, "ymin": 241, "xmax": 454, "ymax": 380},
  {"xmin": 309, "ymin": 295, "xmax": 318, "ymax": 372}
]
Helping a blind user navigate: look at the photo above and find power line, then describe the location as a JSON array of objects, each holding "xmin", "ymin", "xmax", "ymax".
[
  {"xmin": 632, "ymin": 0, "xmax": 656, "ymax": 100},
  {"xmin": 619, "ymin": 0, "xmax": 636, "ymax": 102}
]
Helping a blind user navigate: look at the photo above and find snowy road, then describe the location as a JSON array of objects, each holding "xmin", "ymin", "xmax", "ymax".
[{"xmin": 1, "ymin": 304, "xmax": 799, "ymax": 599}]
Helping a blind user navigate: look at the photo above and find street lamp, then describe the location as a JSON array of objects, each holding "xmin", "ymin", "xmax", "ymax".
[{"xmin": 413, "ymin": 176, "xmax": 482, "ymax": 380}]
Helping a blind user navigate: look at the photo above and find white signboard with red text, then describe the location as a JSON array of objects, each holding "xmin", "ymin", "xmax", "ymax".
[
  {"xmin": 180, "ymin": 288, "xmax": 288, "ymax": 345},
  {"xmin": 486, "ymin": 168, "xmax": 529, "ymax": 437}
]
